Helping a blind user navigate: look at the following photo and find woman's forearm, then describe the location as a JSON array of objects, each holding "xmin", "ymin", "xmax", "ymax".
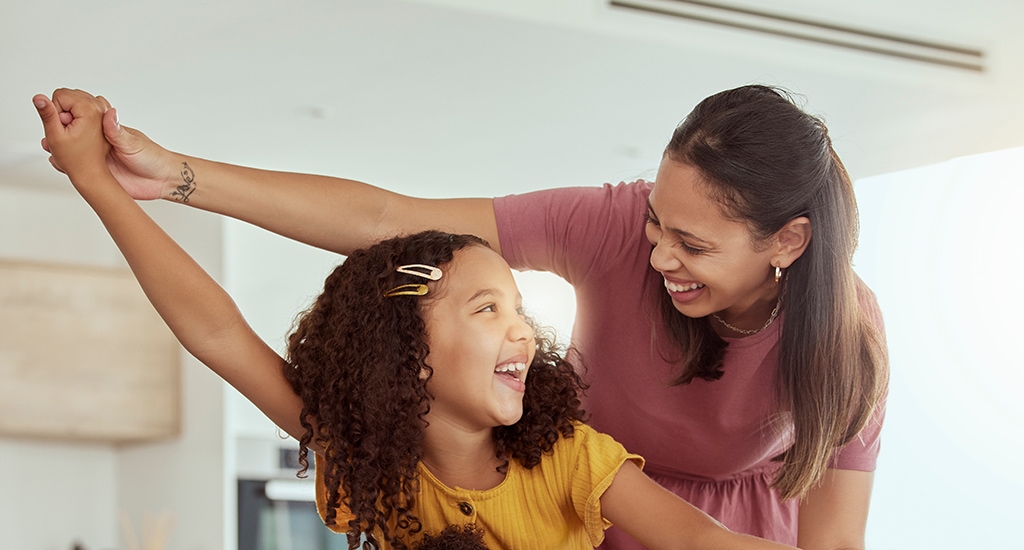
[
  {"xmin": 157, "ymin": 156, "xmax": 404, "ymax": 253},
  {"xmin": 98, "ymin": 110, "xmax": 502, "ymax": 255}
]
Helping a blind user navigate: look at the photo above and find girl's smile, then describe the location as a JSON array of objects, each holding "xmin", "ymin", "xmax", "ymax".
[{"xmin": 420, "ymin": 245, "xmax": 536, "ymax": 431}]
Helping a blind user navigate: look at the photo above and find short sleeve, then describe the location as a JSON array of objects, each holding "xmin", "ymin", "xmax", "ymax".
[
  {"xmin": 830, "ymin": 277, "xmax": 889, "ymax": 471},
  {"xmin": 493, "ymin": 181, "xmax": 653, "ymax": 286},
  {"xmin": 567, "ymin": 424, "xmax": 645, "ymax": 546}
]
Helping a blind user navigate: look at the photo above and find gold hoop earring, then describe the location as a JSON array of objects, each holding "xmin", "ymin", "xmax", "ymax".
[{"xmin": 774, "ymin": 265, "xmax": 783, "ymax": 284}]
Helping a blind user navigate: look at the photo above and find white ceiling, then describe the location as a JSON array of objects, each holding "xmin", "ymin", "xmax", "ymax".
[{"xmin": 1, "ymin": 0, "xmax": 1022, "ymax": 199}]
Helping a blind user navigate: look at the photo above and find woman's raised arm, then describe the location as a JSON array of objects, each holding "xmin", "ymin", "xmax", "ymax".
[{"xmin": 41, "ymin": 104, "xmax": 500, "ymax": 255}]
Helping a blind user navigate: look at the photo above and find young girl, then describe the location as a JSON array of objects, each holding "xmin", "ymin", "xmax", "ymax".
[{"xmin": 35, "ymin": 88, "xmax": 798, "ymax": 550}]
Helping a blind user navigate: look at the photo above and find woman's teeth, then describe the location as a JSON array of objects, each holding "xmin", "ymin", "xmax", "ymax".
[{"xmin": 664, "ymin": 280, "xmax": 705, "ymax": 292}]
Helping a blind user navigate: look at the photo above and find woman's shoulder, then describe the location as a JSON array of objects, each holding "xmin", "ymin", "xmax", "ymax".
[
  {"xmin": 853, "ymin": 274, "xmax": 885, "ymax": 332},
  {"xmin": 495, "ymin": 179, "xmax": 653, "ymax": 216}
]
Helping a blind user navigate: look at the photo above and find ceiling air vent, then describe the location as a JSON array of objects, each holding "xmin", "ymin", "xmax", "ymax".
[{"xmin": 610, "ymin": 0, "xmax": 984, "ymax": 71}]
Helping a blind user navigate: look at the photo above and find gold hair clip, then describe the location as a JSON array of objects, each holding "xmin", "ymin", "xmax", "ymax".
[
  {"xmin": 384, "ymin": 264, "xmax": 443, "ymax": 298},
  {"xmin": 383, "ymin": 284, "xmax": 429, "ymax": 298},
  {"xmin": 396, "ymin": 264, "xmax": 443, "ymax": 281}
]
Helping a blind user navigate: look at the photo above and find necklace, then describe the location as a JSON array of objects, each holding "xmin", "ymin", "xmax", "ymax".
[{"xmin": 711, "ymin": 296, "xmax": 782, "ymax": 335}]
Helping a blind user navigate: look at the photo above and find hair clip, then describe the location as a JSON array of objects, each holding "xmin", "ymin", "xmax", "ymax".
[
  {"xmin": 384, "ymin": 264, "xmax": 443, "ymax": 298},
  {"xmin": 383, "ymin": 284, "xmax": 429, "ymax": 298},
  {"xmin": 396, "ymin": 264, "xmax": 443, "ymax": 281}
]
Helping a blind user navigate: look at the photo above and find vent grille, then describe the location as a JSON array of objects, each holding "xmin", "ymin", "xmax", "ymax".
[{"xmin": 610, "ymin": 0, "xmax": 984, "ymax": 71}]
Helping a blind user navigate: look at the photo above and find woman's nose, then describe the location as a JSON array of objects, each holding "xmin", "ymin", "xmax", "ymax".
[{"xmin": 649, "ymin": 239, "xmax": 681, "ymax": 273}]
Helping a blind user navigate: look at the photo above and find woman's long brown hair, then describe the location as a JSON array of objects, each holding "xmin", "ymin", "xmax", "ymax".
[
  {"xmin": 657, "ymin": 85, "xmax": 889, "ymax": 499},
  {"xmin": 283, "ymin": 230, "xmax": 587, "ymax": 549}
]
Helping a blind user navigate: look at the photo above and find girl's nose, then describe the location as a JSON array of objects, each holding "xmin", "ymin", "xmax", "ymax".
[{"xmin": 510, "ymin": 314, "xmax": 535, "ymax": 342}]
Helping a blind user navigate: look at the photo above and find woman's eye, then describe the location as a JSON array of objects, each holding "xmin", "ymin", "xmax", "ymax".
[
  {"xmin": 681, "ymin": 242, "xmax": 706, "ymax": 255},
  {"xmin": 644, "ymin": 211, "xmax": 660, "ymax": 226}
]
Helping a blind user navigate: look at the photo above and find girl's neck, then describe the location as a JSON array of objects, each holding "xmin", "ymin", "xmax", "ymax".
[{"xmin": 421, "ymin": 420, "xmax": 506, "ymax": 491}]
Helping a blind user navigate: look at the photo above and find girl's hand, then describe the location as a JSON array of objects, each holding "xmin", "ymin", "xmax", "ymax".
[
  {"xmin": 37, "ymin": 89, "xmax": 176, "ymax": 200},
  {"xmin": 34, "ymin": 88, "xmax": 111, "ymax": 181}
]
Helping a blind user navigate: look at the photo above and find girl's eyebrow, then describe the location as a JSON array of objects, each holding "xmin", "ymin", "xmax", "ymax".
[
  {"xmin": 646, "ymin": 198, "xmax": 712, "ymax": 245},
  {"xmin": 466, "ymin": 287, "xmax": 523, "ymax": 306},
  {"xmin": 467, "ymin": 288, "xmax": 499, "ymax": 303}
]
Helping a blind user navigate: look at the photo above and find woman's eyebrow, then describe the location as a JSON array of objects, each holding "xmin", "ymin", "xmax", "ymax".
[{"xmin": 647, "ymin": 198, "xmax": 712, "ymax": 245}]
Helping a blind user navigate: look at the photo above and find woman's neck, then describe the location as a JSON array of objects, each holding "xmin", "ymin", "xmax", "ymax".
[
  {"xmin": 710, "ymin": 285, "xmax": 782, "ymax": 338},
  {"xmin": 420, "ymin": 418, "xmax": 506, "ymax": 491}
]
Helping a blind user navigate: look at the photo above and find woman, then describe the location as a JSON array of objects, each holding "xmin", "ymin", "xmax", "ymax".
[{"xmin": 38, "ymin": 84, "xmax": 888, "ymax": 549}]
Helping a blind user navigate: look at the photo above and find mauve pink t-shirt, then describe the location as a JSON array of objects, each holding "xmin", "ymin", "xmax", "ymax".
[{"xmin": 493, "ymin": 180, "xmax": 885, "ymax": 547}]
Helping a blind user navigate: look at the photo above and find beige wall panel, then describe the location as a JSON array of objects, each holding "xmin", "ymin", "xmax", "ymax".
[{"xmin": 0, "ymin": 260, "xmax": 180, "ymax": 442}]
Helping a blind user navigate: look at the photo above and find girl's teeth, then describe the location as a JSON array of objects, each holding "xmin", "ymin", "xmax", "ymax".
[
  {"xmin": 664, "ymin": 279, "xmax": 705, "ymax": 292},
  {"xmin": 495, "ymin": 362, "xmax": 526, "ymax": 373}
]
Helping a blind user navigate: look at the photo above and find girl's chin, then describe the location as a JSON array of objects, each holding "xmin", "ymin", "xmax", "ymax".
[{"xmin": 496, "ymin": 409, "xmax": 524, "ymax": 427}]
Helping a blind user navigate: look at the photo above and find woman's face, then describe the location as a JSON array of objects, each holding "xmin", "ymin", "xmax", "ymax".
[
  {"xmin": 645, "ymin": 158, "xmax": 780, "ymax": 326},
  {"xmin": 419, "ymin": 245, "xmax": 536, "ymax": 432}
]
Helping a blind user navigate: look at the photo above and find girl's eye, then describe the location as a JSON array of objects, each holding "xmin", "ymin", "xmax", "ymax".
[
  {"xmin": 516, "ymin": 306, "xmax": 526, "ymax": 317},
  {"xmin": 478, "ymin": 304, "xmax": 496, "ymax": 313}
]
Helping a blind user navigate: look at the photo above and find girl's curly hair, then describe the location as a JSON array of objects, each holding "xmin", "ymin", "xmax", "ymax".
[
  {"xmin": 283, "ymin": 230, "xmax": 588, "ymax": 550},
  {"xmin": 412, "ymin": 524, "xmax": 489, "ymax": 550}
]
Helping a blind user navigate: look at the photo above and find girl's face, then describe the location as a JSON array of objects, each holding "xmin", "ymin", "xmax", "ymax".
[
  {"xmin": 645, "ymin": 158, "xmax": 780, "ymax": 324},
  {"xmin": 420, "ymin": 245, "xmax": 536, "ymax": 432}
]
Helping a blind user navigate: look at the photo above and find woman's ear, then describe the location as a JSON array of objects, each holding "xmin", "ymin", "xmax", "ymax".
[{"xmin": 772, "ymin": 216, "xmax": 812, "ymax": 268}]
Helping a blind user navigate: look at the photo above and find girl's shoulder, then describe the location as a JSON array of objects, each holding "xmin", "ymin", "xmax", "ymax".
[{"xmin": 545, "ymin": 423, "xmax": 644, "ymax": 474}]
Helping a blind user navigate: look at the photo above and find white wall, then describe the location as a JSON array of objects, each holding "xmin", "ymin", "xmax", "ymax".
[
  {"xmin": 0, "ymin": 184, "xmax": 229, "ymax": 550},
  {"xmin": 0, "ymin": 437, "xmax": 118, "ymax": 549},
  {"xmin": 854, "ymin": 147, "xmax": 1024, "ymax": 548}
]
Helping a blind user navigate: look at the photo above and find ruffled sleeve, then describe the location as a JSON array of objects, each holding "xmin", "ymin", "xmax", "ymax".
[
  {"xmin": 313, "ymin": 454, "xmax": 356, "ymax": 533},
  {"xmin": 566, "ymin": 424, "xmax": 645, "ymax": 546}
]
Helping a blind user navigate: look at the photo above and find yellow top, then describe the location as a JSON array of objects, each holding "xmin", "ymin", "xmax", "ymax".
[{"xmin": 316, "ymin": 423, "xmax": 643, "ymax": 549}]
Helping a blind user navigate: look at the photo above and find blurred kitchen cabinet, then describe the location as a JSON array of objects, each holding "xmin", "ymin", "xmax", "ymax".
[{"xmin": 0, "ymin": 260, "xmax": 180, "ymax": 442}]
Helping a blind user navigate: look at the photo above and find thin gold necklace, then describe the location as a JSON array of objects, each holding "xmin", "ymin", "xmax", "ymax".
[{"xmin": 711, "ymin": 295, "xmax": 782, "ymax": 335}]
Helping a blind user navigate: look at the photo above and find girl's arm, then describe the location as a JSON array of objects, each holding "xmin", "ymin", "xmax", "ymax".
[
  {"xmin": 35, "ymin": 89, "xmax": 305, "ymax": 440},
  {"xmin": 42, "ymin": 100, "xmax": 500, "ymax": 256},
  {"xmin": 601, "ymin": 462, "xmax": 797, "ymax": 550},
  {"xmin": 796, "ymin": 469, "xmax": 874, "ymax": 550}
]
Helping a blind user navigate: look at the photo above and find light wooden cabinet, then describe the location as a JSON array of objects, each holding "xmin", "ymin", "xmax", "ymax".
[{"xmin": 0, "ymin": 260, "xmax": 180, "ymax": 442}]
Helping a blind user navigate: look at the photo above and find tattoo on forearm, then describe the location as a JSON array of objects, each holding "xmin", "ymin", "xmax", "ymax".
[{"xmin": 172, "ymin": 162, "xmax": 196, "ymax": 203}]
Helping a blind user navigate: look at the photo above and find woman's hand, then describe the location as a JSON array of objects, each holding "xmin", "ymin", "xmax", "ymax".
[{"xmin": 37, "ymin": 89, "xmax": 176, "ymax": 200}]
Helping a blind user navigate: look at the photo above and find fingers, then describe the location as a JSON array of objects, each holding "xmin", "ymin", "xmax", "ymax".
[
  {"xmin": 35, "ymin": 88, "xmax": 113, "ymax": 175},
  {"xmin": 40, "ymin": 137, "xmax": 66, "ymax": 173},
  {"xmin": 48, "ymin": 87, "xmax": 107, "ymax": 126},
  {"xmin": 102, "ymin": 107, "xmax": 123, "ymax": 141},
  {"xmin": 32, "ymin": 94, "xmax": 61, "ymax": 133},
  {"xmin": 47, "ymin": 156, "xmax": 67, "ymax": 175}
]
